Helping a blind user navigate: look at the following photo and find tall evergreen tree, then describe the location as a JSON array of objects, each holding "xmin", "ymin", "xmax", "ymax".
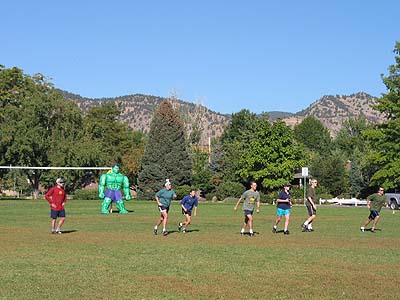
[{"xmin": 138, "ymin": 100, "xmax": 192, "ymax": 199}]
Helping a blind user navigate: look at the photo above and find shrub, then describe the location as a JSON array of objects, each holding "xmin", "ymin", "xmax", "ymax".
[
  {"xmin": 173, "ymin": 185, "xmax": 192, "ymax": 200},
  {"xmin": 215, "ymin": 181, "xmax": 245, "ymax": 200},
  {"xmin": 74, "ymin": 189, "xmax": 99, "ymax": 200}
]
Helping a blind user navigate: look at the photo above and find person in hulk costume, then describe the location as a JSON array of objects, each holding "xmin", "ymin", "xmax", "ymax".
[{"xmin": 98, "ymin": 164, "xmax": 131, "ymax": 214}]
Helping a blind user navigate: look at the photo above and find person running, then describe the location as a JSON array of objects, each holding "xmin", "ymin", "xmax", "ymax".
[
  {"xmin": 178, "ymin": 189, "xmax": 198, "ymax": 233},
  {"xmin": 234, "ymin": 181, "xmax": 260, "ymax": 236},
  {"xmin": 154, "ymin": 179, "xmax": 177, "ymax": 236},
  {"xmin": 301, "ymin": 179, "xmax": 318, "ymax": 232},
  {"xmin": 272, "ymin": 184, "xmax": 292, "ymax": 235},
  {"xmin": 360, "ymin": 187, "xmax": 386, "ymax": 233},
  {"xmin": 45, "ymin": 178, "xmax": 67, "ymax": 234}
]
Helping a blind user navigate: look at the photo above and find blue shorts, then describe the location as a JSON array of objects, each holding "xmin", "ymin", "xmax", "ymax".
[
  {"xmin": 368, "ymin": 210, "xmax": 379, "ymax": 220},
  {"xmin": 244, "ymin": 210, "xmax": 254, "ymax": 216},
  {"xmin": 276, "ymin": 208, "xmax": 290, "ymax": 217},
  {"xmin": 51, "ymin": 209, "xmax": 65, "ymax": 219},
  {"xmin": 105, "ymin": 189, "xmax": 123, "ymax": 202}
]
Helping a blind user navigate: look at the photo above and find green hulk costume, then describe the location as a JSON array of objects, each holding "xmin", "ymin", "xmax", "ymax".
[{"xmin": 98, "ymin": 165, "xmax": 131, "ymax": 214}]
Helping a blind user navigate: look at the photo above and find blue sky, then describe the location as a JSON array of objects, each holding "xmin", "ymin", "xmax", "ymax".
[{"xmin": 1, "ymin": 1, "xmax": 399, "ymax": 114}]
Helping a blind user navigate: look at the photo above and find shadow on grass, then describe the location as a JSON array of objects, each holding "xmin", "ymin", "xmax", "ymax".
[
  {"xmin": 57, "ymin": 230, "xmax": 78, "ymax": 234},
  {"xmin": 181, "ymin": 229, "xmax": 200, "ymax": 233},
  {"xmin": 240, "ymin": 231, "xmax": 260, "ymax": 236}
]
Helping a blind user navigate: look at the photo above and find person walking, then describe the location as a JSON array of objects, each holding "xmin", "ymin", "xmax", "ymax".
[
  {"xmin": 178, "ymin": 189, "xmax": 198, "ymax": 233},
  {"xmin": 234, "ymin": 181, "xmax": 260, "ymax": 236},
  {"xmin": 360, "ymin": 187, "xmax": 386, "ymax": 232},
  {"xmin": 301, "ymin": 179, "xmax": 318, "ymax": 232},
  {"xmin": 154, "ymin": 179, "xmax": 177, "ymax": 236},
  {"xmin": 45, "ymin": 178, "xmax": 67, "ymax": 234},
  {"xmin": 272, "ymin": 184, "xmax": 292, "ymax": 235}
]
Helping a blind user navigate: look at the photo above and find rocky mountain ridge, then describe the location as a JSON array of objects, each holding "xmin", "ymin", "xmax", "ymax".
[{"xmin": 61, "ymin": 91, "xmax": 385, "ymax": 144}]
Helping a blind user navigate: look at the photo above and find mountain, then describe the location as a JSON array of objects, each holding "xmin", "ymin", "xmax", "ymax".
[
  {"xmin": 61, "ymin": 90, "xmax": 385, "ymax": 143},
  {"xmin": 281, "ymin": 92, "xmax": 385, "ymax": 136},
  {"xmin": 60, "ymin": 91, "xmax": 230, "ymax": 145}
]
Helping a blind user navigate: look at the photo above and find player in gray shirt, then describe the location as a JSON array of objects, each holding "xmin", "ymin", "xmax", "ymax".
[{"xmin": 234, "ymin": 181, "xmax": 261, "ymax": 236}]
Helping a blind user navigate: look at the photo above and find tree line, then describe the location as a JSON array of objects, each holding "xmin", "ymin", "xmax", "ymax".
[{"xmin": 1, "ymin": 41, "xmax": 399, "ymax": 200}]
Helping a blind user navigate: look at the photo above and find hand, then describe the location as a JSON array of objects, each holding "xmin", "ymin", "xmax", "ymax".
[
  {"xmin": 234, "ymin": 206, "xmax": 237, "ymax": 211},
  {"xmin": 51, "ymin": 203, "xmax": 56, "ymax": 208}
]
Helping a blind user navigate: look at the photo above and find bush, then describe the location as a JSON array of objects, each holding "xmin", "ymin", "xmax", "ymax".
[
  {"xmin": 173, "ymin": 185, "xmax": 192, "ymax": 200},
  {"xmin": 74, "ymin": 189, "xmax": 99, "ymax": 200},
  {"xmin": 215, "ymin": 181, "xmax": 245, "ymax": 200}
]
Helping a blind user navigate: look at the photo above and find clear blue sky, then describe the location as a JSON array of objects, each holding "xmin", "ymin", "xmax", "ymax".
[{"xmin": 1, "ymin": 1, "xmax": 399, "ymax": 114}]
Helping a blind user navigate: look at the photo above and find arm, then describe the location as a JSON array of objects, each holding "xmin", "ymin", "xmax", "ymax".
[
  {"xmin": 98, "ymin": 174, "xmax": 106, "ymax": 199},
  {"xmin": 62, "ymin": 189, "xmax": 67, "ymax": 207},
  {"xmin": 155, "ymin": 191, "xmax": 161, "ymax": 206},
  {"xmin": 180, "ymin": 197, "xmax": 188, "ymax": 212},
  {"xmin": 45, "ymin": 188, "xmax": 53, "ymax": 204},
  {"xmin": 234, "ymin": 198, "xmax": 242, "ymax": 211},
  {"xmin": 256, "ymin": 193, "xmax": 260, "ymax": 213},
  {"xmin": 193, "ymin": 206, "xmax": 198, "ymax": 217},
  {"xmin": 308, "ymin": 196, "xmax": 316, "ymax": 209},
  {"xmin": 122, "ymin": 176, "xmax": 131, "ymax": 201}
]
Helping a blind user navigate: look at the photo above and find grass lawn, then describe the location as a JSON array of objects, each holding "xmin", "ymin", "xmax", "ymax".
[{"xmin": 0, "ymin": 199, "xmax": 399, "ymax": 300}]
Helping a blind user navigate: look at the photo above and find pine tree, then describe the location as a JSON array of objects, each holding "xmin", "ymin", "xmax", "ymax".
[{"xmin": 138, "ymin": 100, "xmax": 192, "ymax": 199}]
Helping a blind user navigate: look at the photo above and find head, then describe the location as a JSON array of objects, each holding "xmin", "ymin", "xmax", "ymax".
[
  {"xmin": 378, "ymin": 187, "xmax": 384, "ymax": 195},
  {"xmin": 189, "ymin": 189, "xmax": 196, "ymax": 197},
  {"xmin": 250, "ymin": 181, "xmax": 257, "ymax": 191},
  {"xmin": 56, "ymin": 178, "xmax": 64, "ymax": 187},
  {"xmin": 111, "ymin": 164, "xmax": 120, "ymax": 174},
  {"xmin": 310, "ymin": 179, "xmax": 318, "ymax": 187},
  {"xmin": 164, "ymin": 179, "xmax": 172, "ymax": 190},
  {"xmin": 283, "ymin": 183, "xmax": 291, "ymax": 191}
]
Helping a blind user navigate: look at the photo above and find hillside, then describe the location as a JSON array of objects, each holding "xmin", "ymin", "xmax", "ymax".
[
  {"xmin": 61, "ymin": 90, "xmax": 385, "ymax": 142},
  {"xmin": 282, "ymin": 92, "xmax": 385, "ymax": 136},
  {"xmin": 60, "ymin": 91, "xmax": 230, "ymax": 145}
]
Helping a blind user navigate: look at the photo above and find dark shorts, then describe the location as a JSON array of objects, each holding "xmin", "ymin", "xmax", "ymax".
[
  {"xmin": 105, "ymin": 189, "xmax": 123, "ymax": 202},
  {"xmin": 51, "ymin": 209, "xmax": 65, "ymax": 219},
  {"xmin": 368, "ymin": 210, "xmax": 379, "ymax": 220},
  {"xmin": 244, "ymin": 210, "xmax": 254, "ymax": 216},
  {"xmin": 182, "ymin": 208, "xmax": 192, "ymax": 216},
  {"xmin": 158, "ymin": 205, "xmax": 170, "ymax": 214},
  {"xmin": 306, "ymin": 204, "xmax": 316, "ymax": 216}
]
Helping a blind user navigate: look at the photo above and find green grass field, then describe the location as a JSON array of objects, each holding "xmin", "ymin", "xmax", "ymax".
[{"xmin": 0, "ymin": 199, "xmax": 399, "ymax": 300}]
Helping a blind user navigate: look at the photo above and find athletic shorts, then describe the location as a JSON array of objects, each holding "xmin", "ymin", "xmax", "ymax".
[
  {"xmin": 182, "ymin": 208, "xmax": 192, "ymax": 216},
  {"xmin": 368, "ymin": 210, "xmax": 379, "ymax": 220},
  {"xmin": 244, "ymin": 210, "xmax": 254, "ymax": 216},
  {"xmin": 306, "ymin": 204, "xmax": 316, "ymax": 216},
  {"xmin": 158, "ymin": 205, "xmax": 170, "ymax": 214},
  {"xmin": 51, "ymin": 209, "xmax": 65, "ymax": 219},
  {"xmin": 276, "ymin": 208, "xmax": 291, "ymax": 217},
  {"xmin": 105, "ymin": 189, "xmax": 123, "ymax": 203}
]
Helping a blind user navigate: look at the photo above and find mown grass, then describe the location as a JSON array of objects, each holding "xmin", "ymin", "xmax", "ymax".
[{"xmin": 0, "ymin": 199, "xmax": 399, "ymax": 300}]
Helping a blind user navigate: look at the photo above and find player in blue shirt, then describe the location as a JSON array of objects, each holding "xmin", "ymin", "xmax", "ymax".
[
  {"xmin": 272, "ymin": 184, "xmax": 292, "ymax": 235},
  {"xmin": 178, "ymin": 189, "xmax": 198, "ymax": 233}
]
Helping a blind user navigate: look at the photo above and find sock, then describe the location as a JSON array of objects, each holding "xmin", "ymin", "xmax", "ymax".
[
  {"xmin": 163, "ymin": 228, "xmax": 166, "ymax": 232},
  {"xmin": 308, "ymin": 224, "xmax": 312, "ymax": 230},
  {"xmin": 241, "ymin": 228, "xmax": 245, "ymax": 233},
  {"xmin": 273, "ymin": 225, "xmax": 277, "ymax": 229},
  {"xmin": 304, "ymin": 221, "xmax": 309, "ymax": 226},
  {"xmin": 249, "ymin": 229, "xmax": 254, "ymax": 234},
  {"xmin": 154, "ymin": 225, "xmax": 158, "ymax": 230}
]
